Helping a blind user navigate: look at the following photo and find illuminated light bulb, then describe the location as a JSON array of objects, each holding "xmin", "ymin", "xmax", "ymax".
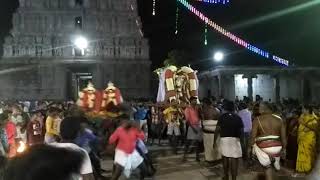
[
  {"xmin": 214, "ymin": 51, "xmax": 224, "ymax": 62},
  {"xmin": 74, "ymin": 36, "xmax": 88, "ymax": 49}
]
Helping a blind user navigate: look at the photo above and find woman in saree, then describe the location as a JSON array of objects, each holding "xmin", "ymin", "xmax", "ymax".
[{"xmin": 296, "ymin": 105, "xmax": 319, "ymax": 174}]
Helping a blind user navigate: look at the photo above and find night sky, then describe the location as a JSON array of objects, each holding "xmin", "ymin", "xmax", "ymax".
[{"xmin": 1, "ymin": 0, "xmax": 320, "ymax": 70}]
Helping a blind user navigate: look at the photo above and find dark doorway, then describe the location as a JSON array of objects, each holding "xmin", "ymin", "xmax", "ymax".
[
  {"xmin": 67, "ymin": 72, "xmax": 92, "ymax": 100},
  {"xmin": 303, "ymin": 79, "xmax": 311, "ymax": 103}
]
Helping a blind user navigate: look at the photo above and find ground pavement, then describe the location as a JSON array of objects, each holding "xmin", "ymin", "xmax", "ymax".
[{"xmin": 101, "ymin": 143, "xmax": 306, "ymax": 180}]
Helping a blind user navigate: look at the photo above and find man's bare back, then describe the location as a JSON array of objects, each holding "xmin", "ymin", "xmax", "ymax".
[
  {"xmin": 257, "ymin": 114, "xmax": 282, "ymax": 136},
  {"xmin": 252, "ymin": 114, "xmax": 287, "ymax": 148}
]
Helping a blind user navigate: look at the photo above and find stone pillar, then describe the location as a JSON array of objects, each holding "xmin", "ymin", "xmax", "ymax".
[
  {"xmin": 218, "ymin": 74, "xmax": 223, "ymax": 98},
  {"xmin": 247, "ymin": 77, "xmax": 253, "ymax": 101},
  {"xmin": 225, "ymin": 75, "xmax": 235, "ymax": 101},
  {"xmin": 274, "ymin": 75, "xmax": 280, "ymax": 102},
  {"xmin": 54, "ymin": 66, "xmax": 67, "ymax": 100},
  {"xmin": 242, "ymin": 74, "xmax": 257, "ymax": 101},
  {"xmin": 302, "ymin": 77, "xmax": 311, "ymax": 103},
  {"xmin": 93, "ymin": 65, "xmax": 103, "ymax": 89}
]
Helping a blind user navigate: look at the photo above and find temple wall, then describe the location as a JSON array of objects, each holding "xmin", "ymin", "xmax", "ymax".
[
  {"xmin": 0, "ymin": 65, "xmax": 67, "ymax": 100},
  {"xmin": 199, "ymin": 77, "xmax": 219, "ymax": 99},
  {"xmin": 252, "ymin": 74, "xmax": 275, "ymax": 102},
  {"xmin": 234, "ymin": 74, "xmax": 248, "ymax": 99},
  {"xmin": 0, "ymin": 60, "xmax": 150, "ymax": 100},
  {"xmin": 311, "ymin": 82, "xmax": 320, "ymax": 103},
  {"xmin": 198, "ymin": 79, "xmax": 208, "ymax": 99},
  {"xmin": 1, "ymin": 0, "xmax": 151, "ymax": 100},
  {"xmin": 223, "ymin": 76, "xmax": 235, "ymax": 100},
  {"xmin": 199, "ymin": 67, "xmax": 320, "ymax": 103},
  {"xmin": 279, "ymin": 76, "xmax": 301, "ymax": 101}
]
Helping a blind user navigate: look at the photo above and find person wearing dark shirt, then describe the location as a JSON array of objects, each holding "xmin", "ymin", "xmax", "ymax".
[
  {"xmin": 214, "ymin": 101, "xmax": 243, "ymax": 180},
  {"xmin": 27, "ymin": 112, "xmax": 45, "ymax": 146},
  {"xmin": 75, "ymin": 119, "xmax": 104, "ymax": 180}
]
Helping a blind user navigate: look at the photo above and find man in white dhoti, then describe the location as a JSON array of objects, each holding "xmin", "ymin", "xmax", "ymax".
[
  {"xmin": 250, "ymin": 102, "xmax": 286, "ymax": 180},
  {"xmin": 201, "ymin": 98, "xmax": 221, "ymax": 163},
  {"xmin": 214, "ymin": 101, "xmax": 243, "ymax": 180}
]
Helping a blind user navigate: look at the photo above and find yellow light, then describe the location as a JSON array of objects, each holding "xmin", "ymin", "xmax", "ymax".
[{"xmin": 17, "ymin": 141, "xmax": 26, "ymax": 153}]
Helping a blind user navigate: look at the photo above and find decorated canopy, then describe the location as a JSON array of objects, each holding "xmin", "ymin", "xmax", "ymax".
[{"xmin": 77, "ymin": 82, "xmax": 124, "ymax": 119}]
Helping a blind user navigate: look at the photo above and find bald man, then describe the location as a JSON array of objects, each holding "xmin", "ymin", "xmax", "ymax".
[{"xmin": 250, "ymin": 102, "xmax": 286, "ymax": 180}]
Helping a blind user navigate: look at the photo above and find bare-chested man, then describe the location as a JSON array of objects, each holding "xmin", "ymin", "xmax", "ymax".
[
  {"xmin": 250, "ymin": 102, "xmax": 286, "ymax": 180},
  {"xmin": 201, "ymin": 98, "xmax": 221, "ymax": 163}
]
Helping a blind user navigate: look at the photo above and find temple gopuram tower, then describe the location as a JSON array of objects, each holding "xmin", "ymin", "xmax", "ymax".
[{"xmin": 0, "ymin": 0, "xmax": 150, "ymax": 100}]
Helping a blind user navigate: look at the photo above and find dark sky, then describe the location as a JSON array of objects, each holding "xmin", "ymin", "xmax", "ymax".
[
  {"xmin": 1, "ymin": 0, "xmax": 320, "ymax": 70},
  {"xmin": 137, "ymin": 0, "xmax": 320, "ymax": 69}
]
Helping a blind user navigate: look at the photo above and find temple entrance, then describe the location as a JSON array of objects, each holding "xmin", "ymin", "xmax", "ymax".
[
  {"xmin": 67, "ymin": 72, "xmax": 93, "ymax": 100},
  {"xmin": 76, "ymin": 73, "xmax": 93, "ymax": 95}
]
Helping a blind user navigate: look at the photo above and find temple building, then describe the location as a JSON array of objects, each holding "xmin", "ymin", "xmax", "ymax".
[
  {"xmin": 198, "ymin": 66, "xmax": 320, "ymax": 103},
  {"xmin": 0, "ymin": 0, "xmax": 151, "ymax": 100}
]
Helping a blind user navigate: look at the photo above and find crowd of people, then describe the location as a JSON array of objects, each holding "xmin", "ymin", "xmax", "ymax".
[
  {"xmin": 132, "ymin": 96, "xmax": 320, "ymax": 180},
  {"xmin": 0, "ymin": 97, "xmax": 319, "ymax": 180},
  {"xmin": 0, "ymin": 100, "xmax": 158, "ymax": 180}
]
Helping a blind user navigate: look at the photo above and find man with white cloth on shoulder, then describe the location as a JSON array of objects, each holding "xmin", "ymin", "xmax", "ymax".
[
  {"xmin": 250, "ymin": 102, "xmax": 286, "ymax": 180},
  {"xmin": 214, "ymin": 101, "xmax": 243, "ymax": 180}
]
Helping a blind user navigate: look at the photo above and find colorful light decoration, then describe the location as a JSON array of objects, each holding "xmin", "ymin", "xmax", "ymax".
[
  {"xmin": 177, "ymin": 0, "xmax": 290, "ymax": 66},
  {"xmin": 175, "ymin": 7, "xmax": 179, "ymax": 35},
  {"xmin": 204, "ymin": 23, "xmax": 208, "ymax": 45},
  {"xmin": 195, "ymin": 0, "xmax": 230, "ymax": 4},
  {"xmin": 152, "ymin": 0, "xmax": 156, "ymax": 16}
]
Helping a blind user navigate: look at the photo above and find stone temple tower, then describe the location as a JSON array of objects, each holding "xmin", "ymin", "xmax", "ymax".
[{"xmin": 0, "ymin": 0, "xmax": 150, "ymax": 100}]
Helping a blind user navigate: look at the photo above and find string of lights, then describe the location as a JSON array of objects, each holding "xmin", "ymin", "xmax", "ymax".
[
  {"xmin": 177, "ymin": 0, "xmax": 289, "ymax": 66},
  {"xmin": 195, "ymin": 0, "xmax": 230, "ymax": 4},
  {"xmin": 175, "ymin": 7, "xmax": 180, "ymax": 35},
  {"xmin": 204, "ymin": 23, "xmax": 208, "ymax": 45},
  {"xmin": 152, "ymin": 0, "xmax": 156, "ymax": 16}
]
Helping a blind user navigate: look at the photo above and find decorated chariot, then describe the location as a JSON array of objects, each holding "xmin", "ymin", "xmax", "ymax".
[{"xmin": 77, "ymin": 82, "xmax": 124, "ymax": 119}]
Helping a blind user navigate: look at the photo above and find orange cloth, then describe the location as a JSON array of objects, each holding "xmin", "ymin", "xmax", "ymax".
[
  {"xmin": 8, "ymin": 143, "xmax": 17, "ymax": 158},
  {"xmin": 184, "ymin": 106, "xmax": 200, "ymax": 127},
  {"xmin": 109, "ymin": 127, "xmax": 145, "ymax": 154},
  {"xmin": 6, "ymin": 121, "xmax": 16, "ymax": 145}
]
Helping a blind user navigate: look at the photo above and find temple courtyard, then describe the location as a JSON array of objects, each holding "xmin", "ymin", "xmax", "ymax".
[{"xmin": 101, "ymin": 144, "xmax": 305, "ymax": 180}]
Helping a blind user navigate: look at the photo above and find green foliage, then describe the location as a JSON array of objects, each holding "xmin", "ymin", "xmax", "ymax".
[
  {"xmin": 154, "ymin": 50, "xmax": 191, "ymax": 75},
  {"xmin": 164, "ymin": 50, "xmax": 189, "ymax": 67}
]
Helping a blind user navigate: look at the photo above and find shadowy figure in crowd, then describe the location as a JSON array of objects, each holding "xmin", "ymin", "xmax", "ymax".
[
  {"xmin": 0, "ymin": 145, "xmax": 84, "ymax": 180},
  {"xmin": 51, "ymin": 117, "xmax": 94, "ymax": 180}
]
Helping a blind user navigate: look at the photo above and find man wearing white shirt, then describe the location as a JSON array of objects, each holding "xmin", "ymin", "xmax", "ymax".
[{"xmin": 237, "ymin": 102, "xmax": 252, "ymax": 161}]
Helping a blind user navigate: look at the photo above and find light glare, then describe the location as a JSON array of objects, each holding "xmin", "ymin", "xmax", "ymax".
[
  {"xmin": 75, "ymin": 37, "xmax": 88, "ymax": 49},
  {"xmin": 214, "ymin": 52, "xmax": 224, "ymax": 62}
]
